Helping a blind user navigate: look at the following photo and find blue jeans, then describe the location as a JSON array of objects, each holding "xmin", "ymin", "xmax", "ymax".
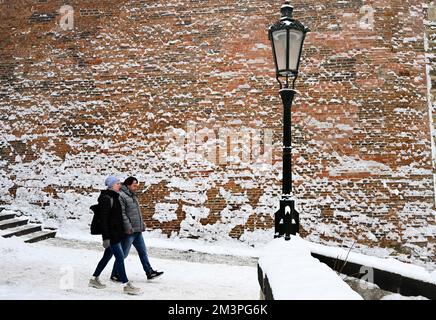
[
  {"xmin": 111, "ymin": 232, "xmax": 153, "ymax": 278},
  {"xmin": 93, "ymin": 242, "xmax": 129, "ymax": 283}
]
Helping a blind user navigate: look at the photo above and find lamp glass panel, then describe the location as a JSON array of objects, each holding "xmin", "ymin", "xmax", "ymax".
[
  {"xmin": 272, "ymin": 30, "xmax": 287, "ymax": 72},
  {"xmin": 288, "ymin": 29, "xmax": 304, "ymax": 71}
]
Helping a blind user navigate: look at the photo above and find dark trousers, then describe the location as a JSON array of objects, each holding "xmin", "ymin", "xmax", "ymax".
[
  {"xmin": 111, "ymin": 232, "xmax": 153, "ymax": 278},
  {"xmin": 93, "ymin": 241, "xmax": 129, "ymax": 283}
]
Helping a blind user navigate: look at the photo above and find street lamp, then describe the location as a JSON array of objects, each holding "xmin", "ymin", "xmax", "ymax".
[{"xmin": 268, "ymin": 1, "xmax": 310, "ymax": 240}]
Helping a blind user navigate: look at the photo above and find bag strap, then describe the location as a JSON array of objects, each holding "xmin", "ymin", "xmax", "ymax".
[{"xmin": 102, "ymin": 194, "xmax": 114, "ymax": 209}]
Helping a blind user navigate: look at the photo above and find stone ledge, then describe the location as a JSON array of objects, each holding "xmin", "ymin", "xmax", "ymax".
[{"xmin": 258, "ymin": 248, "xmax": 436, "ymax": 300}]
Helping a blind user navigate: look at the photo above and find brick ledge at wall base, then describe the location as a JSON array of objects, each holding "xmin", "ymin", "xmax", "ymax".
[{"xmin": 258, "ymin": 252, "xmax": 436, "ymax": 300}]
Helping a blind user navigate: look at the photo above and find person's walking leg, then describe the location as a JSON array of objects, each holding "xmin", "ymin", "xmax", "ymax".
[
  {"xmin": 92, "ymin": 246, "xmax": 114, "ymax": 278},
  {"xmin": 132, "ymin": 233, "xmax": 154, "ymax": 275},
  {"xmin": 111, "ymin": 242, "xmax": 129, "ymax": 283},
  {"xmin": 90, "ymin": 246, "xmax": 113, "ymax": 289},
  {"xmin": 111, "ymin": 242, "xmax": 142, "ymax": 295},
  {"xmin": 110, "ymin": 235, "xmax": 134, "ymax": 279}
]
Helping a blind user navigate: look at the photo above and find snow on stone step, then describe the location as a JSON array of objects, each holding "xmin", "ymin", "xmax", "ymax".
[
  {"xmin": 0, "ymin": 218, "xmax": 28, "ymax": 230},
  {"xmin": 22, "ymin": 230, "xmax": 57, "ymax": 243},
  {"xmin": 258, "ymin": 237, "xmax": 363, "ymax": 300},
  {"xmin": 0, "ymin": 209, "xmax": 19, "ymax": 221},
  {"xmin": 1, "ymin": 224, "xmax": 42, "ymax": 238},
  {"xmin": 0, "ymin": 212, "xmax": 16, "ymax": 221}
]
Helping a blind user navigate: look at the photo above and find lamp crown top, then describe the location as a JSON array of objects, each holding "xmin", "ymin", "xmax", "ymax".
[{"xmin": 280, "ymin": 1, "xmax": 294, "ymax": 20}]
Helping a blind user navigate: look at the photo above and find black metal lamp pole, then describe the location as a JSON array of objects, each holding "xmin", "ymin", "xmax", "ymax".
[{"xmin": 268, "ymin": 1, "xmax": 310, "ymax": 240}]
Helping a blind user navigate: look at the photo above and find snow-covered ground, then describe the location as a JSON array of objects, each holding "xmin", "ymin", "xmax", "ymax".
[
  {"xmin": 0, "ymin": 233, "xmax": 433, "ymax": 300},
  {"xmin": 0, "ymin": 236, "xmax": 259, "ymax": 300},
  {"xmin": 0, "ymin": 205, "xmax": 434, "ymax": 300}
]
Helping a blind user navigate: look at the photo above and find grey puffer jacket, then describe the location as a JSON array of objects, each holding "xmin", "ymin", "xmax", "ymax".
[{"xmin": 119, "ymin": 184, "xmax": 145, "ymax": 233}]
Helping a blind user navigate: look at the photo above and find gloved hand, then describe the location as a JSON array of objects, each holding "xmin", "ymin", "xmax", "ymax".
[{"xmin": 102, "ymin": 239, "xmax": 110, "ymax": 249}]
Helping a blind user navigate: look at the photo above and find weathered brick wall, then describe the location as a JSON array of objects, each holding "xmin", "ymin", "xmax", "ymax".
[
  {"xmin": 0, "ymin": 0, "xmax": 435, "ymax": 266},
  {"xmin": 426, "ymin": 2, "xmax": 436, "ymax": 209}
]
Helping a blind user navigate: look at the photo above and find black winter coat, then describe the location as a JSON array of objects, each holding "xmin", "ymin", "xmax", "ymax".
[{"xmin": 99, "ymin": 189, "xmax": 125, "ymax": 245}]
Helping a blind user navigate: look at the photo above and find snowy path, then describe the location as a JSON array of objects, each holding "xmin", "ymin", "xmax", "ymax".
[
  {"xmin": 45, "ymin": 237, "xmax": 259, "ymax": 266},
  {"xmin": 0, "ymin": 237, "xmax": 259, "ymax": 300}
]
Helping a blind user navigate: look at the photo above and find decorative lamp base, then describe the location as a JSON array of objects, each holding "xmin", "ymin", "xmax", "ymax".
[{"xmin": 274, "ymin": 199, "xmax": 300, "ymax": 240}]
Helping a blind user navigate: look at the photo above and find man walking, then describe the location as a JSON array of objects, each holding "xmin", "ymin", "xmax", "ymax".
[{"xmin": 110, "ymin": 176, "xmax": 164, "ymax": 282}]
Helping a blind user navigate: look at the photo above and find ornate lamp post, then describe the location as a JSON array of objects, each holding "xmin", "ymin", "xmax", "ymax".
[{"xmin": 268, "ymin": 1, "xmax": 310, "ymax": 240}]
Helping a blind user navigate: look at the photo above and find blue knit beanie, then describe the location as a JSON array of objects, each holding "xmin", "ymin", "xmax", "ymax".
[{"xmin": 105, "ymin": 175, "xmax": 120, "ymax": 189}]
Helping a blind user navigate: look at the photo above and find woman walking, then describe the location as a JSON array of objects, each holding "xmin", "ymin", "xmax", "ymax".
[{"xmin": 89, "ymin": 175, "xmax": 142, "ymax": 295}]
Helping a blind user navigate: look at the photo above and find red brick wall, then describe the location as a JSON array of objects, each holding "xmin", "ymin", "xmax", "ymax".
[{"xmin": 0, "ymin": 0, "xmax": 434, "ymax": 265}]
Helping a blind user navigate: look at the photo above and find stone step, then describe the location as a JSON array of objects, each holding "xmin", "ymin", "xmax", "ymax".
[
  {"xmin": 1, "ymin": 224, "xmax": 42, "ymax": 238},
  {"xmin": 23, "ymin": 230, "xmax": 57, "ymax": 243},
  {"xmin": 0, "ymin": 218, "xmax": 28, "ymax": 230},
  {"xmin": 0, "ymin": 213, "xmax": 16, "ymax": 221}
]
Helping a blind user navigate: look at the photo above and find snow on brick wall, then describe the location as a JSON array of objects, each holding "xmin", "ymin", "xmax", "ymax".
[
  {"xmin": 425, "ymin": 2, "xmax": 436, "ymax": 210},
  {"xmin": 0, "ymin": 0, "xmax": 435, "ymax": 267}
]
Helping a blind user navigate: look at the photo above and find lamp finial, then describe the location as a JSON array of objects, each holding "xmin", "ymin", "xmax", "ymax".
[{"xmin": 281, "ymin": 1, "xmax": 294, "ymax": 20}]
